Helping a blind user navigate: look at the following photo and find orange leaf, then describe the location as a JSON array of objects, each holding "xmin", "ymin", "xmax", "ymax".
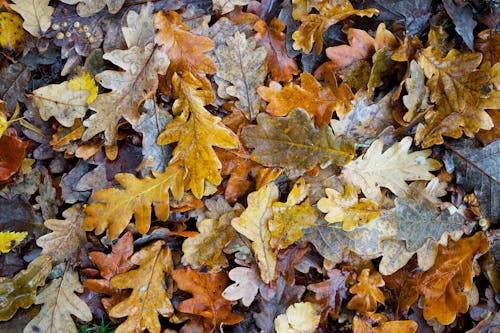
[
  {"xmin": 254, "ymin": 18, "xmax": 298, "ymax": 82},
  {"xmin": 0, "ymin": 128, "xmax": 28, "ymax": 181},
  {"xmin": 418, "ymin": 232, "xmax": 489, "ymax": 325},
  {"xmin": 172, "ymin": 267, "xmax": 244, "ymax": 329},
  {"xmin": 83, "ymin": 232, "xmax": 135, "ymax": 315},
  {"xmin": 347, "ymin": 268, "xmax": 385, "ymax": 313},
  {"xmin": 352, "ymin": 315, "xmax": 418, "ymax": 333},
  {"xmin": 325, "ymin": 28, "xmax": 375, "ymax": 71}
]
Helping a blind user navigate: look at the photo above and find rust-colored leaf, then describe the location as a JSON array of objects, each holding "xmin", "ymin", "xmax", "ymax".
[
  {"xmin": 347, "ymin": 268, "xmax": 385, "ymax": 313},
  {"xmin": 0, "ymin": 129, "xmax": 28, "ymax": 182}
]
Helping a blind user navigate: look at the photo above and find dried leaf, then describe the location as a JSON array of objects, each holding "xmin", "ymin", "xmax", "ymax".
[
  {"xmin": 341, "ymin": 137, "xmax": 441, "ymax": 203},
  {"xmin": 0, "ymin": 12, "xmax": 24, "ymax": 51},
  {"xmin": 83, "ymin": 232, "xmax": 134, "ymax": 314},
  {"xmin": 307, "ymin": 269, "xmax": 350, "ymax": 319},
  {"xmin": 254, "ymin": 18, "xmax": 298, "ymax": 82},
  {"xmin": 60, "ymin": 0, "xmax": 125, "ymax": 17},
  {"xmin": 36, "ymin": 204, "xmax": 87, "ymax": 263},
  {"xmin": 0, "ymin": 129, "xmax": 28, "ymax": 182},
  {"xmin": 9, "ymin": 0, "xmax": 54, "ymax": 37},
  {"xmin": 213, "ymin": 0, "xmax": 251, "ymax": 15},
  {"xmin": 222, "ymin": 266, "xmax": 261, "ymax": 307},
  {"xmin": 172, "ymin": 267, "xmax": 244, "ymax": 329},
  {"xmin": 157, "ymin": 72, "xmax": 238, "ymax": 199},
  {"xmin": 231, "ymin": 182, "xmax": 278, "ymax": 284},
  {"xmin": 83, "ymin": 43, "xmax": 168, "ymax": 145},
  {"xmin": 318, "ymin": 184, "xmax": 380, "ymax": 231},
  {"xmin": 443, "ymin": 0, "xmax": 476, "ymax": 50},
  {"xmin": 325, "ymin": 28, "xmax": 375, "ymax": 70},
  {"xmin": 0, "ymin": 255, "xmax": 52, "ymax": 321},
  {"xmin": 241, "ymin": 108, "xmax": 355, "ymax": 176},
  {"xmin": 215, "ymin": 32, "xmax": 266, "ymax": 120},
  {"xmin": 0, "ymin": 231, "xmax": 27, "ymax": 253},
  {"xmin": 352, "ymin": 315, "xmax": 418, "ymax": 333},
  {"xmin": 84, "ymin": 168, "xmax": 179, "ymax": 240},
  {"xmin": 109, "ymin": 240, "xmax": 173, "ymax": 333},
  {"xmin": 274, "ymin": 302, "xmax": 320, "ymax": 333},
  {"xmin": 23, "ymin": 269, "xmax": 92, "ymax": 333},
  {"xmin": 121, "ymin": 2, "xmax": 155, "ymax": 48},
  {"xmin": 419, "ymin": 232, "xmax": 489, "ymax": 324},
  {"xmin": 347, "ymin": 268, "xmax": 385, "ymax": 313},
  {"xmin": 402, "ymin": 60, "xmax": 430, "ymax": 122},
  {"xmin": 0, "ymin": 63, "xmax": 30, "ymax": 113}
]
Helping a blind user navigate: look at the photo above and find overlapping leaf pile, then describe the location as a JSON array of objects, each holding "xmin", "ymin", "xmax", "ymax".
[{"xmin": 0, "ymin": 0, "xmax": 499, "ymax": 332}]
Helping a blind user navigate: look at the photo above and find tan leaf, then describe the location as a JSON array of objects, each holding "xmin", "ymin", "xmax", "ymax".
[
  {"xmin": 213, "ymin": 0, "xmax": 251, "ymax": 14},
  {"xmin": 9, "ymin": 0, "xmax": 54, "ymax": 38},
  {"xmin": 341, "ymin": 137, "xmax": 441, "ymax": 203},
  {"xmin": 23, "ymin": 269, "xmax": 92, "ymax": 333},
  {"xmin": 60, "ymin": 0, "xmax": 125, "ymax": 17},
  {"xmin": 222, "ymin": 266, "xmax": 261, "ymax": 307},
  {"xmin": 403, "ymin": 60, "xmax": 430, "ymax": 122},
  {"xmin": 36, "ymin": 204, "xmax": 87, "ymax": 264},
  {"xmin": 121, "ymin": 2, "xmax": 155, "ymax": 48},
  {"xmin": 110, "ymin": 240, "xmax": 174, "ymax": 333},
  {"xmin": 274, "ymin": 302, "xmax": 321, "ymax": 333}
]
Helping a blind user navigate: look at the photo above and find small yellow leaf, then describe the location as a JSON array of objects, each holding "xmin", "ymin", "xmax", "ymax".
[
  {"xmin": 0, "ymin": 231, "xmax": 27, "ymax": 253},
  {"xmin": 69, "ymin": 72, "xmax": 98, "ymax": 104},
  {"xmin": 0, "ymin": 12, "xmax": 24, "ymax": 51}
]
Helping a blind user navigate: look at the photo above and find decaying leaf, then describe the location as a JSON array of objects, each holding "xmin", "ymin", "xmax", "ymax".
[
  {"xmin": 0, "ymin": 129, "xmax": 28, "ymax": 182},
  {"xmin": 274, "ymin": 302, "xmax": 320, "ymax": 333},
  {"xmin": 307, "ymin": 269, "xmax": 350, "ymax": 319},
  {"xmin": 213, "ymin": 0, "xmax": 251, "ymax": 14},
  {"xmin": 242, "ymin": 108, "xmax": 355, "ymax": 176},
  {"xmin": 0, "ymin": 62, "xmax": 30, "ymax": 113},
  {"xmin": 215, "ymin": 32, "xmax": 267, "ymax": 120},
  {"xmin": 0, "ymin": 255, "xmax": 51, "ymax": 321},
  {"xmin": 341, "ymin": 137, "xmax": 441, "ymax": 203},
  {"xmin": 347, "ymin": 268, "xmax": 385, "ymax": 313},
  {"xmin": 60, "ymin": 0, "xmax": 125, "ymax": 17},
  {"xmin": 419, "ymin": 232, "xmax": 489, "ymax": 325},
  {"xmin": 325, "ymin": 28, "xmax": 375, "ymax": 70},
  {"xmin": 172, "ymin": 267, "xmax": 244, "ymax": 329},
  {"xmin": 23, "ymin": 269, "xmax": 92, "ymax": 333},
  {"xmin": 9, "ymin": 0, "xmax": 54, "ymax": 38},
  {"xmin": 222, "ymin": 266, "xmax": 261, "ymax": 307},
  {"xmin": 0, "ymin": 231, "xmax": 27, "ymax": 253},
  {"xmin": 36, "ymin": 204, "xmax": 87, "ymax": 263},
  {"xmin": 0, "ymin": 12, "xmax": 24, "ymax": 51},
  {"xmin": 109, "ymin": 240, "xmax": 173, "ymax": 333},
  {"xmin": 352, "ymin": 315, "xmax": 418, "ymax": 333}
]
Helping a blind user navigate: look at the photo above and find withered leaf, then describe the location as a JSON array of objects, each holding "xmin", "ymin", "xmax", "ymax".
[
  {"xmin": 60, "ymin": 0, "xmax": 125, "ymax": 17},
  {"xmin": 0, "ymin": 255, "xmax": 51, "ymax": 321},
  {"xmin": 307, "ymin": 269, "xmax": 350, "ymax": 319},
  {"xmin": 352, "ymin": 315, "xmax": 418, "ymax": 333},
  {"xmin": 347, "ymin": 268, "xmax": 385, "ymax": 313},
  {"xmin": 274, "ymin": 302, "xmax": 320, "ymax": 333},
  {"xmin": 9, "ymin": 0, "xmax": 54, "ymax": 37},
  {"xmin": 222, "ymin": 266, "xmax": 261, "ymax": 307},
  {"xmin": 215, "ymin": 32, "xmax": 267, "ymax": 120},
  {"xmin": 24, "ymin": 269, "xmax": 92, "ymax": 333},
  {"xmin": 241, "ymin": 108, "xmax": 355, "ymax": 176},
  {"xmin": 0, "ymin": 129, "xmax": 28, "ymax": 182},
  {"xmin": 0, "ymin": 63, "xmax": 30, "ymax": 114},
  {"xmin": 0, "ymin": 231, "xmax": 27, "ymax": 253}
]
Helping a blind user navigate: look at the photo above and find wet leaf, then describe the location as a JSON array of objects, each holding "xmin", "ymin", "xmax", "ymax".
[
  {"xmin": 0, "ymin": 231, "xmax": 27, "ymax": 253},
  {"xmin": 9, "ymin": 0, "xmax": 54, "ymax": 37},
  {"xmin": 0, "ymin": 129, "xmax": 28, "ymax": 182},
  {"xmin": 60, "ymin": 0, "xmax": 125, "ymax": 17},
  {"xmin": 347, "ymin": 268, "xmax": 385, "ymax": 313}
]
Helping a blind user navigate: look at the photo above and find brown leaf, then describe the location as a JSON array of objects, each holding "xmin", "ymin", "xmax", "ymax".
[
  {"xmin": 0, "ymin": 129, "xmax": 28, "ymax": 182},
  {"xmin": 325, "ymin": 28, "xmax": 375, "ymax": 70},
  {"xmin": 347, "ymin": 268, "xmax": 385, "ymax": 313},
  {"xmin": 172, "ymin": 267, "xmax": 244, "ymax": 329},
  {"xmin": 352, "ymin": 315, "xmax": 418, "ymax": 333},
  {"xmin": 307, "ymin": 269, "xmax": 350, "ymax": 319}
]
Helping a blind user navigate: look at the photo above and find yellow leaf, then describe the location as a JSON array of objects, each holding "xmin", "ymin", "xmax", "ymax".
[
  {"xmin": 0, "ymin": 101, "xmax": 21, "ymax": 137},
  {"xmin": 0, "ymin": 12, "xmax": 24, "ymax": 50},
  {"xmin": 9, "ymin": 0, "xmax": 54, "ymax": 38},
  {"xmin": 274, "ymin": 302, "xmax": 321, "ymax": 333},
  {"xmin": 157, "ymin": 72, "xmax": 239, "ymax": 199},
  {"xmin": 0, "ymin": 231, "xmax": 27, "ymax": 253},
  {"xmin": 231, "ymin": 182, "xmax": 278, "ymax": 284},
  {"xmin": 69, "ymin": 72, "xmax": 98, "ymax": 104},
  {"xmin": 110, "ymin": 240, "xmax": 174, "ymax": 333},
  {"xmin": 347, "ymin": 269, "xmax": 385, "ymax": 313},
  {"xmin": 317, "ymin": 184, "xmax": 380, "ymax": 231}
]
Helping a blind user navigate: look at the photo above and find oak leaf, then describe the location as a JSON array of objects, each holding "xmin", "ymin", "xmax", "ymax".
[
  {"xmin": 9, "ymin": 0, "xmax": 53, "ymax": 38},
  {"xmin": 23, "ymin": 269, "xmax": 92, "ymax": 333},
  {"xmin": 258, "ymin": 72, "xmax": 352, "ymax": 125},
  {"xmin": 231, "ymin": 182, "xmax": 278, "ymax": 284},
  {"xmin": 83, "ymin": 43, "xmax": 168, "ymax": 145},
  {"xmin": 352, "ymin": 315, "xmax": 418, "ymax": 333},
  {"xmin": 0, "ymin": 12, "xmax": 24, "ymax": 51},
  {"xmin": 274, "ymin": 302, "xmax": 320, "ymax": 333},
  {"xmin": 121, "ymin": 2, "xmax": 155, "ymax": 49},
  {"xmin": 307, "ymin": 269, "xmax": 350, "ymax": 319},
  {"xmin": 222, "ymin": 266, "xmax": 261, "ymax": 307},
  {"xmin": 157, "ymin": 72, "xmax": 239, "ymax": 199},
  {"xmin": 341, "ymin": 137, "xmax": 441, "ymax": 203},
  {"xmin": 83, "ymin": 232, "xmax": 135, "ymax": 314},
  {"xmin": 0, "ymin": 255, "xmax": 51, "ymax": 321},
  {"xmin": 241, "ymin": 108, "xmax": 355, "ymax": 176},
  {"xmin": 318, "ymin": 184, "xmax": 380, "ymax": 231},
  {"xmin": 0, "ymin": 129, "xmax": 28, "ymax": 182},
  {"xmin": 254, "ymin": 18, "xmax": 298, "ymax": 82},
  {"xmin": 109, "ymin": 241, "xmax": 173, "ymax": 333},
  {"xmin": 154, "ymin": 11, "xmax": 216, "ymax": 91},
  {"xmin": 402, "ymin": 60, "xmax": 430, "ymax": 122},
  {"xmin": 325, "ymin": 28, "xmax": 375, "ymax": 70},
  {"xmin": 419, "ymin": 232, "xmax": 489, "ymax": 325},
  {"xmin": 60, "ymin": 0, "xmax": 125, "ymax": 17},
  {"xmin": 213, "ymin": 0, "xmax": 251, "ymax": 15},
  {"xmin": 347, "ymin": 268, "xmax": 385, "ymax": 313},
  {"xmin": 84, "ymin": 168, "xmax": 180, "ymax": 240},
  {"xmin": 171, "ymin": 267, "xmax": 244, "ymax": 329},
  {"xmin": 415, "ymin": 47, "xmax": 495, "ymax": 147},
  {"xmin": 36, "ymin": 204, "xmax": 87, "ymax": 263},
  {"xmin": 0, "ymin": 231, "xmax": 27, "ymax": 253},
  {"xmin": 214, "ymin": 32, "xmax": 267, "ymax": 120},
  {"xmin": 0, "ymin": 62, "xmax": 30, "ymax": 113},
  {"xmin": 291, "ymin": 0, "xmax": 378, "ymax": 54}
]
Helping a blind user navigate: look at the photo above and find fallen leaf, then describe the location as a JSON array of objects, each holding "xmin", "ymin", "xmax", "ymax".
[
  {"xmin": 419, "ymin": 232, "xmax": 489, "ymax": 324},
  {"xmin": 254, "ymin": 18, "xmax": 298, "ymax": 82},
  {"xmin": 109, "ymin": 240, "xmax": 174, "ymax": 333},
  {"xmin": 402, "ymin": 60, "xmax": 430, "ymax": 122},
  {"xmin": 214, "ymin": 32, "xmax": 267, "ymax": 120},
  {"xmin": 36, "ymin": 204, "xmax": 87, "ymax": 263},
  {"xmin": 274, "ymin": 302, "xmax": 320, "ymax": 333},
  {"xmin": 0, "ymin": 255, "xmax": 52, "ymax": 321},
  {"xmin": 341, "ymin": 137, "xmax": 441, "ymax": 203},
  {"xmin": 0, "ymin": 231, "xmax": 27, "ymax": 253},
  {"xmin": 121, "ymin": 2, "xmax": 155, "ymax": 49},
  {"xmin": 347, "ymin": 268, "xmax": 385, "ymax": 313},
  {"xmin": 9, "ymin": 0, "xmax": 54, "ymax": 37},
  {"xmin": 0, "ymin": 129, "xmax": 29, "ymax": 182},
  {"xmin": 318, "ymin": 184, "xmax": 380, "ymax": 231},
  {"xmin": 352, "ymin": 315, "xmax": 418, "ymax": 333},
  {"xmin": 307, "ymin": 269, "xmax": 350, "ymax": 319},
  {"xmin": 172, "ymin": 267, "xmax": 244, "ymax": 329},
  {"xmin": 222, "ymin": 266, "xmax": 261, "ymax": 307},
  {"xmin": 213, "ymin": 0, "xmax": 251, "ymax": 15},
  {"xmin": 241, "ymin": 108, "xmax": 355, "ymax": 176},
  {"xmin": 325, "ymin": 28, "xmax": 375, "ymax": 70},
  {"xmin": 442, "ymin": 0, "xmax": 476, "ymax": 50},
  {"xmin": 83, "ymin": 231, "xmax": 135, "ymax": 314},
  {"xmin": 60, "ymin": 0, "xmax": 125, "ymax": 17},
  {"xmin": 0, "ymin": 62, "xmax": 30, "ymax": 114},
  {"xmin": 0, "ymin": 12, "xmax": 24, "ymax": 50},
  {"xmin": 23, "ymin": 269, "xmax": 92, "ymax": 333}
]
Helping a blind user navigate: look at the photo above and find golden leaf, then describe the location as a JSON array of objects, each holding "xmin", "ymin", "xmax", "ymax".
[
  {"xmin": 347, "ymin": 269, "xmax": 385, "ymax": 313},
  {"xmin": 0, "ymin": 230, "xmax": 27, "ymax": 253},
  {"xmin": 0, "ymin": 12, "xmax": 24, "ymax": 50}
]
